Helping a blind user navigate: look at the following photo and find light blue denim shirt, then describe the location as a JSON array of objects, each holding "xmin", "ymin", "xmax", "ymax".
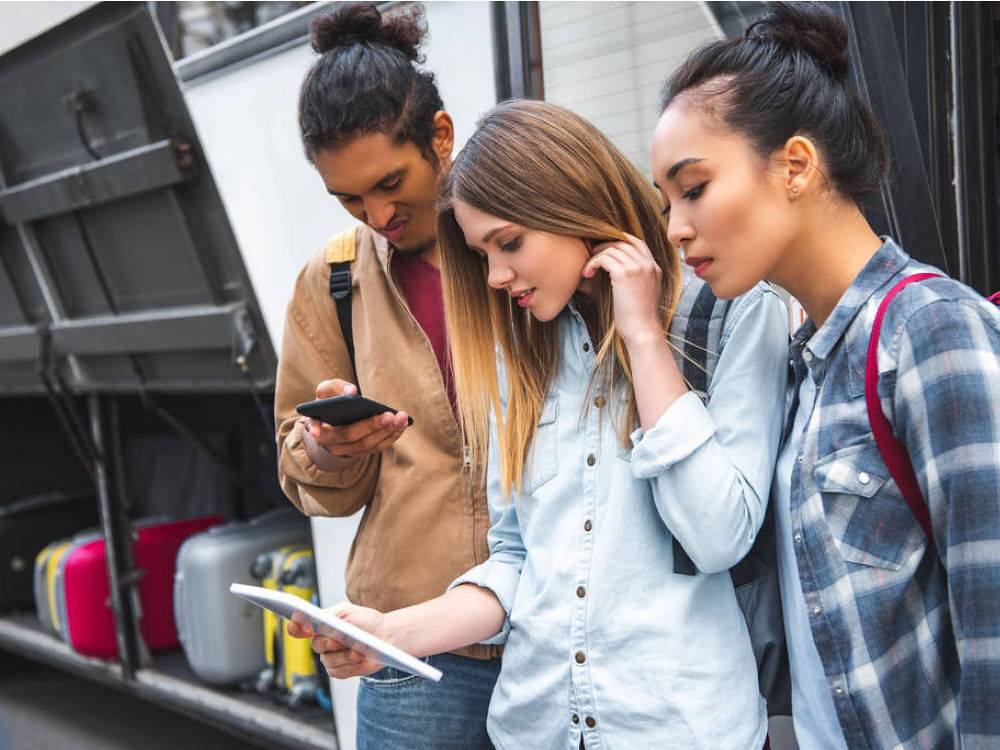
[{"xmin": 451, "ymin": 280, "xmax": 789, "ymax": 750}]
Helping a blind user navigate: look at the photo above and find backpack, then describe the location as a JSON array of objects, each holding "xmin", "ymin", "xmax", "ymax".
[
  {"xmin": 670, "ymin": 277, "xmax": 792, "ymax": 717},
  {"xmin": 866, "ymin": 273, "xmax": 1000, "ymax": 553}
]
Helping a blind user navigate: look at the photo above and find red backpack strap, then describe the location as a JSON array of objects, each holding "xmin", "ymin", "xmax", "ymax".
[{"xmin": 865, "ymin": 273, "xmax": 941, "ymax": 546}]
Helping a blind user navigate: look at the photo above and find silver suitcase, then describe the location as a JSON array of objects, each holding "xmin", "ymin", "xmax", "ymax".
[{"xmin": 173, "ymin": 508, "xmax": 311, "ymax": 685}]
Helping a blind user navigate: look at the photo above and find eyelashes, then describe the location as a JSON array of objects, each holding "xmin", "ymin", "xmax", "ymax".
[
  {"xmin": 682, "ymin": 183, "xmax": 706, "ymax": 201},
  {"xmin": 661, "ymin": 182, "xmax": 707, "ymax": 217},
  {"xmin": 499, "ymin": 237, "xmax": 521, "ymax": 253}
]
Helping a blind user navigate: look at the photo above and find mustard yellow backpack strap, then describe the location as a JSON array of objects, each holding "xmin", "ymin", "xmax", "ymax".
[
  {"xmin": 324, "ymin": 226, "xmax": 358, "ymax": 265},
  {"xmin": 325, "ymin": 226, "xmax": 360, "ymax": 381}
]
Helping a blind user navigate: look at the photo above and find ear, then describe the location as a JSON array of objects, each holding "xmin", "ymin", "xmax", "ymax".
[
  {"xmin": 781, "ymin": 135, "xmax": 820, "ymax": 197},
  {"xmin": 431, "ymin": 111, "xmax": 455, "ymax": 163}
]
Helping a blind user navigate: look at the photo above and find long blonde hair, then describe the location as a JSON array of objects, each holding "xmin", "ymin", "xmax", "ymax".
[{"xmin": 439, "ymin": 100, "xmax": 682, "ymax": 496}]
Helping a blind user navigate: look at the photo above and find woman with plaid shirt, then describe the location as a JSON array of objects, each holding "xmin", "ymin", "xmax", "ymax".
[{"xmin": 652, "ymin": 3, "xmax": 1000, "ymax": 749}]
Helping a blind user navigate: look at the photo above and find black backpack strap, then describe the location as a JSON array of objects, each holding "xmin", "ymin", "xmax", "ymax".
[
  {"xmin": 324, "ymin": 227, "xmax": 360, "ymax": 382},
  {"xmin": 328, "ymin": 260, "xmax": 354, "ymax": 370},
  {"xmin": 681, "ymin": 284, "xmax": 719, "ymax": 399}
]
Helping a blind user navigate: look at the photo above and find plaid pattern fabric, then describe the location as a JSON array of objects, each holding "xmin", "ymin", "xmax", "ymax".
[{"xmin": 786, "ymin": 239, "xmax": 1000, "ymax": 749}]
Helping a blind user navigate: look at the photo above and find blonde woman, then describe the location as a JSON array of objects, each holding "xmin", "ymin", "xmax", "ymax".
[{"xmin": 293, "ymin": 101, "xmax": 788, "ymax": 749}]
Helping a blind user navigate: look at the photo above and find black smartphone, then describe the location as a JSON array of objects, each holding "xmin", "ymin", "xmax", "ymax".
[{"xmin": 295, "ymin": 394, "xmax": 414, "ymax": 426}]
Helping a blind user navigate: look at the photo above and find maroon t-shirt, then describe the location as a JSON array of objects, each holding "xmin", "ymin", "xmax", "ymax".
[{"xmin": 391, "ymin": 252, "xmax": 457, "ymax": 418}]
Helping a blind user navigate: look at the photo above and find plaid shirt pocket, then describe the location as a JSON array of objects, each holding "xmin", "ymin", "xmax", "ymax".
[{"xmin": 812, "ymin": 439, "xmax": 919, "ymax": 570}]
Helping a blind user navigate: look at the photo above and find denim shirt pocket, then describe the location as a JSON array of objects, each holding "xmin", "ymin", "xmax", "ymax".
[
  {"xmin": 813, "ymin": 439, "xmax": 916, "ymax": 570},
  {"xmin": 524, "ymin": 395, "xmax": 559, "ymax": 494}
]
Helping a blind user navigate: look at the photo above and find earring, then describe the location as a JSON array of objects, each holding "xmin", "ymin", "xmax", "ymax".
[{"xmin": 791, "ymin": 186, "xmax": 799, "ymax": 194}]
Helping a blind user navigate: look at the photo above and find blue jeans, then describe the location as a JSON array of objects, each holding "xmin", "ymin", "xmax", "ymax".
[{"xmin": 356, "ymin": 652, "xmax": 501, "ymax": 750}]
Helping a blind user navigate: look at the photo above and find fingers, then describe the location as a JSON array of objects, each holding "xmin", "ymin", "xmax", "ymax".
[
  {"xmin": 319, "ymin": 648, "xmax": 383, "ymax": 679},
  {"xmin": 584, "ymin": 244, "xmax": 659, "ymax": 281},
  {"xmin": 309, "ymin": 411, "xmax": 409, "ymax": 457},
  {"xmin": 286, "ymin": 614, "xmax": 315, "ymax": 639},
  {"xmin": 315, "ymin": 379, "xmax": 358, "ymax": 399},
  {"xmin": 311, "ymin": 632, "xmax": 383, "ymax": 679}
]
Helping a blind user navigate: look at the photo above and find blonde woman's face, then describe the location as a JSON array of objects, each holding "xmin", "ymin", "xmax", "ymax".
[
  {"xmin": 453, "ymin": 199, "xmax": 595, "ymax": 322},
  {"xmin": 651, "ymin": 102, "xmax": 794, "ymax": 299}
]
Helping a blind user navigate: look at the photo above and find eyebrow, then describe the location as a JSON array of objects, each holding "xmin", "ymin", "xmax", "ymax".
[
  {"xmin": 654, "ymin": 157, "xmax": 706, "ymax": 188},
  {"xmin": 328, "ymin": 167, "xmax": 406, "ymax": 198}
]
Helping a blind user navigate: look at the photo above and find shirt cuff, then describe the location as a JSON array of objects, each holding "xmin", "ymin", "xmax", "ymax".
[
  {"xmin": 630, "ymin": 391, "xmax": 716, "ymax": 478},
  {"xmin": 447, "ymin": 559, "xmax": 521, "ymax": 645}
]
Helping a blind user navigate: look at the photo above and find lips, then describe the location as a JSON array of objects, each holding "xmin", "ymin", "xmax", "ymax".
[
  {"xmin": 380, "ymin": 220, "xmax": 408, "ymax": 243},
  {"xmin": 685, "ymin": 255, "xmax": 711, "ymax": 278},
  {"xmin": 511, "ymin": 288, "xmax": 535, "ymax": 307}
]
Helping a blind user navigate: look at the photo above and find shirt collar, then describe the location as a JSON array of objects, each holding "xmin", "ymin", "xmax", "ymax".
[{"xmin": 792, "ymin": 237, "xmax": 910, "ymax": 363}]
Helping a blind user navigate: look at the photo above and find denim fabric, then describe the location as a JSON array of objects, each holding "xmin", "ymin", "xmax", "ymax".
[
  {"xmin": 775, "ymin": 374, "xmax": 849, "ymax": 750},
  {"xmin": 783, "ymin": 238, "xmax": 1000, "ymax": 749},
  {"xmin": 356, "ymin": 652, "xmax": 501, "ymax": 750},
  {"xmin": 451, "ymin": 273, "xmax": 789, "ymax": 750}
]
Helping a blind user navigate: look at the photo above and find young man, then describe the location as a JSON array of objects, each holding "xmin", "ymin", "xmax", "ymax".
[{"xmin": 274, "ymin": 5, "xmax": 500, "ymax": 749}]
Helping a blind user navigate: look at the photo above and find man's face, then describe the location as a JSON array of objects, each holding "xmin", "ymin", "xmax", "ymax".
[{"xmin": 314, "ymin": 132, "xmax": 446, "ymax": 257}]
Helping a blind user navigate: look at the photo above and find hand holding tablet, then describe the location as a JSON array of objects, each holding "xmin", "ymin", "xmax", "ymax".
[{"xmin": 229, "ymin": 583, "xmax": 442, "ymax": 682}]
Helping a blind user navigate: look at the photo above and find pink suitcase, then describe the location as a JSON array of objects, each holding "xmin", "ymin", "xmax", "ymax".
[{"xmin": 58, "ymin": 515, "xmax": 224, "ymax": 658}]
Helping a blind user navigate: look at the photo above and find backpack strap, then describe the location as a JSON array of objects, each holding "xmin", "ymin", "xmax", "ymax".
[
  {"xmin": 865, "ymin": 272, "xmax": 941, "ymax": 546},
  {"xmin": 326, "ymin": 228, "xmax": 358, "ymax": 375},
  {"xmin": 672, "ymin": 281, "xmax": 730, "ymax": 575}
]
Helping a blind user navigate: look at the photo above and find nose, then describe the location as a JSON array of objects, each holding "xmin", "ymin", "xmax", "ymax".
[
  {"xmin": 666, "ymin": 206, "xmax": 694, "ymax": 250},
  {"xmin": 486, "ymin": 255, "xmax": 515, "ymax": 290},
  {"xmin": 364, "ymin": 196, "xmax": 396, "ymax": 230}
]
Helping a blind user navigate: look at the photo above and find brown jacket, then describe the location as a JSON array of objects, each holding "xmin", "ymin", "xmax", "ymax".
[{"xmin": 275, "ymin": 225, "xmax": 498, "ymax": 659}]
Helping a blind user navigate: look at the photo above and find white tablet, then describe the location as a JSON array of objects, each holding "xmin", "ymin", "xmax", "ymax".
[{"xmin": 229, "ymin": 583, "xmax": 443, "ymax": 682}]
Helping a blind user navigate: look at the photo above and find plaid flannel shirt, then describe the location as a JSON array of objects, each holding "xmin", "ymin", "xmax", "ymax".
[{"xmin": 786, "ymin": 239, "xmax": 1000, "ymax": 749}]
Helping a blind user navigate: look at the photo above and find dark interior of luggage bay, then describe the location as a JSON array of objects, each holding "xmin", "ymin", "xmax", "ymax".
[{"xmin": 0, "ymin": 4, "xmax": 333, "ymax": 747}]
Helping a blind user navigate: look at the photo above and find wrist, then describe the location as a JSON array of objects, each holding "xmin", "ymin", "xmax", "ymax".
[
  {"xmin": 620, "ymin": 325, "xmax": 666, "ymax": 352},
  {"xmin": 381, "ymin": 608, "xmax": 415, "ymax": 655},
  {"xmin": 302, "ymin": 421, "xmax": 357, "ymax": 471}
]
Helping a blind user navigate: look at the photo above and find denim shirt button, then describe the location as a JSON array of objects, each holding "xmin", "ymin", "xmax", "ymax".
[
  {"xmin": 585, "ymin": 717, "xmax": 596, "ymax": 728},
  {"xmin": 833, "ymin": 686, "xmax": 845, "ymax": 697},
  {"xmin": 858, "ymin": 472, "xmax": 871, "ymax": 485},
  {"xmin": 803, "ymin": 350, "xmax": 814, "ymax": 363},
  {"xmin": 812, "ymin": 606, "xmax": 822, "ymax": 617},
  {"xmin": 583, "ymin": 342, "xmax": 590, "ymax": 352},
  {"xmin": 794, "ymin": 533, "xmax": 802, "ymax": 544},
  {"xmin": 575, "ymin": 651, "xmax": 586, "ymax": 664},
  {"xmin": 584, "ymin": 520, "xmax": 593, "ymax": 532},
  {"xmin": 586, "ymin": 454, "xmax": 596, "ymax": 467},
  {"xmin": 572, "ymin": 714, "xmax": 580, "ymax": 725}
]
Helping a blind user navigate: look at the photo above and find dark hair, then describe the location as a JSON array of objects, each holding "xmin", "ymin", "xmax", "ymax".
[
  {"xmin": 661, "ymin": 2, "xmax": 887, "ymax": 203},
  {"xmin": 298, "ymin": 3, "xmax": 444, "ymax": 163}
]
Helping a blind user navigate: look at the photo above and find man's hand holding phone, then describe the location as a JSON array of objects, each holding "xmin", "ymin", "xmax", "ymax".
[{"xmin": 300, "ymin": 379, "xmax": 411, "ymax": 469}]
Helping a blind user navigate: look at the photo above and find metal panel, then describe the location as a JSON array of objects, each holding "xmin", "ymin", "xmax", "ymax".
[
  {"xmin": 493, "ymin": 1, "xmax": 544, "ymax": 101},
  {"xmin": 49, "ymin": 304, "xmax": 251, "ymax": 356},
  {"xmin": 0, "ymin": 325, "xmax": 39, "ymax": 363},
  {"xmin": 838, "ymin": 1, "xmax": 950, "ymax": 272},
  {"xmin": 0, "ymin": 2, "xmax": 277, "ymax": 394},
  {"xmin": 0, "ymin": 140, "xmax": 196, "ymax": 224}
]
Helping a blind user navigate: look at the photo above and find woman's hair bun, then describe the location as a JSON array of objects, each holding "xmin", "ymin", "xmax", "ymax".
[
  {"xmin": 310, "ymin": 2, "xmax": 426, "ymax": 61},
  {"xmin": 749, "ymin": 2, "xmax": 849, "ymax": 79}
]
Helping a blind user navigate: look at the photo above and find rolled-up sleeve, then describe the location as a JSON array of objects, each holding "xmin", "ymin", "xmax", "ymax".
[{"xmin": 631, "ymin": 286, "xmax": 789, "ymax": 573}]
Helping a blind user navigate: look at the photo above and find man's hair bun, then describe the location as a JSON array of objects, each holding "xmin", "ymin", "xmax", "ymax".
[
  {"xmin": 310, "ymin": 2, "xmax": 425, "ymax": 62},
  {"xmin": 748, "ymin": 2, "xmax": 849, "ymax": 79}
]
